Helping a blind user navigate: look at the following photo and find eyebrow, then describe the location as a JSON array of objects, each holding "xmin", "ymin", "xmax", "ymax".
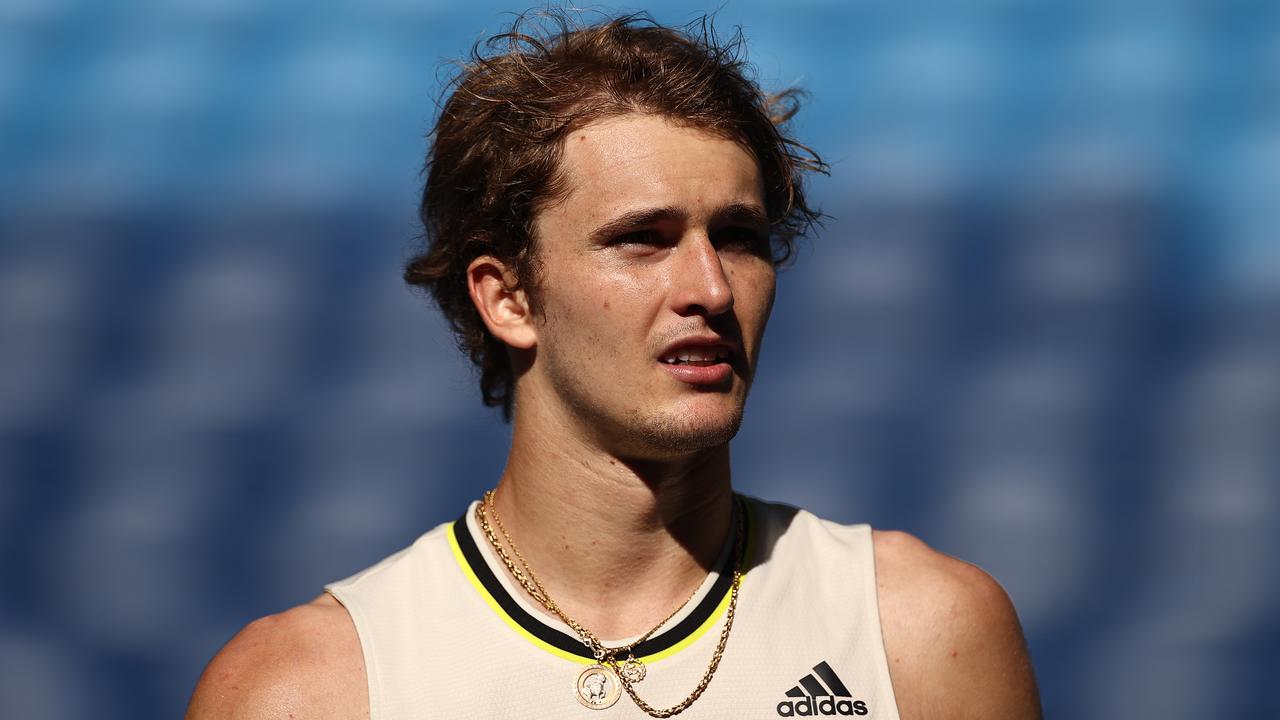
[
  {"xmin": 588, "ymin": 206, "xmax": 684, "ymax": 245},
  {"xmin": 587, "ymin": 202, "xmax": 770, "ymax": 245},
  {"xmin": 714, "ymin": 203, "xmax": 771, "ymax": 230}
]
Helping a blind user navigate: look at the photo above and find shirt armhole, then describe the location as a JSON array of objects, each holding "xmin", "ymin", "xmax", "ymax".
[
  {"xmin": 324, "ymin": 585, "xmax": 381, "ymax": 720},
  {"xmin": 861, "ymin": 526, "xmax": 904, "ymax": 720}
]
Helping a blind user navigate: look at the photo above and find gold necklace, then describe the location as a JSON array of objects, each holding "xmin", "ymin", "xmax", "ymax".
[
  {"xmin": 475, "ymin": 489, "xmax": 745, "ymax": 717},
  {"xmin": 483, "ymin": 492, "xmax": 698, "ymax": 678}
]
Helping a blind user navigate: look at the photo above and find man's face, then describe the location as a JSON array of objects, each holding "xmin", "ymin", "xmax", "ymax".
[{"xmin": 525, "ymin": 113, "xmax": 776, "ymax": 459}]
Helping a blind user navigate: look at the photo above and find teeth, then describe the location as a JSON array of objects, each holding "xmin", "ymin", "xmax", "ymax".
[{"xmin": 661, "ymin": 348, "xmax": 730, "ymax": 365}]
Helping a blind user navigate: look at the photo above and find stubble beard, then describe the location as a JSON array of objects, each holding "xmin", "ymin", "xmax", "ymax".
[
  {"xmin": 535, "ymin": 323, "xmax": 753, "ymax": 459},
  {"xmin": 547, "ymin": 367, "xmax": 750, "ymax": 459},
  {"xmin": 623, "ymin": 399, "xmax": 746, "ymax": 457}
]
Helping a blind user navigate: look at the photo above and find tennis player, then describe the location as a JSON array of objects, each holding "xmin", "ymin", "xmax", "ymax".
[{"xmin": 188, "ymin": 12, "xmax": 1041, "ymax": 719}]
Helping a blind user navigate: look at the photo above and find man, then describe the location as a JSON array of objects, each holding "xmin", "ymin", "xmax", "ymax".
[{"xmin": 188, "ymin": 12, "xmax": 1041, "ymax": 719}]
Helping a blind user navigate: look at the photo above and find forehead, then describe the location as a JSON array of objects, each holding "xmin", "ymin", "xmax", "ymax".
[{"xmin": 539, "ymin": 113, "xmax": 764, "ymax": 236}]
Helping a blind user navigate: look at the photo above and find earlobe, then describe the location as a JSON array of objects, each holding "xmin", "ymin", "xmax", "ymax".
[{"xmin": 467, "ymin": 256, "xmax": 537, "ymax": 350}]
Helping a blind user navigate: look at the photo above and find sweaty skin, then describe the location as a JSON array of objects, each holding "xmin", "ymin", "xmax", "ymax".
[
  {"xmin": 186, "ymin": 114, "xmax": 1042, "ymax": 720},
  {"xmin": 510, "ymin": 113, "xmax": 777, "ymax": 463}
]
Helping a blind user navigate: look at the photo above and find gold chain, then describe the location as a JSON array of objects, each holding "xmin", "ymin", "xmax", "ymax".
[
  {"xmin": 481, "ymin": 490, "xmax": 697, "ymax": 661},
  {"xmin": 475, "ymin": 489, "xmax": 745, "ymax": 718}
]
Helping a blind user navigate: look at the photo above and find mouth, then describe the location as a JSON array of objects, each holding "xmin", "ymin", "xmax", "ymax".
[
  {"xmin": 655, "ymin": 340, "xmax": 738, "ymax": 387},
  {"xmin": 658, "ymin": 347, "xmax": 732, "ymax": 367}
]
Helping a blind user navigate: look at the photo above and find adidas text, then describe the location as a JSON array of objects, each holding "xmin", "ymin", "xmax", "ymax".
[{"xmin": 776, "ymin": 697, "xmax": 868, "ymax": 716}]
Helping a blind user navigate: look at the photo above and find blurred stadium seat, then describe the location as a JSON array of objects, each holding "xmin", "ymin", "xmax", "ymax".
[{"xmin": 1, "ymin": 1, "xmax": 1277, "ymax": 718}]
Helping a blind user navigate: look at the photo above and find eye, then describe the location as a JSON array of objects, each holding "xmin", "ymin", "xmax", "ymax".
[
  {"xmin": 712, "ymin": 226, "xmax": 771, "ymax": 256},
  {"xmin": 611, "ymin": 229, "xmax": 668, "ymax": 247}
]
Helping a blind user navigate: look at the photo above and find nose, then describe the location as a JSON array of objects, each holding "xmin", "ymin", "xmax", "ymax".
[{"xmin": 671, "ymin": 234, "xmax": 733, "ymax": 317}]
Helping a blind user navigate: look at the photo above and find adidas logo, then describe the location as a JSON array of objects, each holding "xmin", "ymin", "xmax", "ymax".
[{"xmin": 775, "ymin": 661, "xmax": 869, "ymax": 717}]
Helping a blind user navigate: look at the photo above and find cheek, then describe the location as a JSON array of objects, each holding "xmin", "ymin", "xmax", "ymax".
[
  {"xmin": 542, "ymin": 276, "xmax": 636, "ymax": 346},
  {"xmin": 732, "ymin": 263, "xmax": 777, "ymax": 323},
  {"xmin": 597, "ymin": 270, "xmax": 667, "ymax": 318}
]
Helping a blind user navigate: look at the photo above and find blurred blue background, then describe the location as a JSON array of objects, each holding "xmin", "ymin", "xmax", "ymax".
[{"xmin": 2, "ymin": 0, "xmax": 1278, "ymax": 718}]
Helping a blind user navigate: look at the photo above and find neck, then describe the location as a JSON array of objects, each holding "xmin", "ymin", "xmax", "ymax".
[{"xmin": 488, "ymin": 406, "xmax": 736, "ymax": 640}]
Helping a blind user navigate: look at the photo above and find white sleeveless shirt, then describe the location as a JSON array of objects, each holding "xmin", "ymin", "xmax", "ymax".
[{"xmin": 325, "ymin": 496, "xmax": 902, "ymax": 719}]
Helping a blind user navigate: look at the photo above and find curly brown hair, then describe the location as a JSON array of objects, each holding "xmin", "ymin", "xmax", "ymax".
[{"xmin": 404, "ymin": 10, "xmax": 826, "ymax": 420}]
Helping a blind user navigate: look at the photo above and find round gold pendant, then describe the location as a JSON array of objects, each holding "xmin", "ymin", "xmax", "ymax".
[
  {"xmin": 620, "ymin": 658, "xmax": 647, "ymax": 683},
  {"xmin": 575, "ymin": 664, "xmax": 622, "ymax": 709}
]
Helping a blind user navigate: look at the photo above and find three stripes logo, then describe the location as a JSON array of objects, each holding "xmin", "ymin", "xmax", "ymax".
[{"xmin": 775, "ymin": 661, "xmax": 869, "ymax": 717}]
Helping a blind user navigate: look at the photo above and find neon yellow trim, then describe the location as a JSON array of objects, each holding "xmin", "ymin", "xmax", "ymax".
[
  {"xmin": 448, "ymin": 522, "xmax": 594, "ymax": 664},
  {"xmin": 446, "ymin": 498, "xmax": 757, "ymax": 666},
  {"xmin": 637, "ymin": 499, "xmax": 758, "ymax": 664}
]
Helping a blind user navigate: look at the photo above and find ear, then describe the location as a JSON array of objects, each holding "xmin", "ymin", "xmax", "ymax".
[{"xmin": 467, "ymin": 255, "xmax": 537, "ymax": 350}]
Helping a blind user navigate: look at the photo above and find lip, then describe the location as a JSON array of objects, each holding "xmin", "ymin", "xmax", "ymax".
[
  {"xmin": 659, "ymin": 360, "xmax": 733, "ymax": 385},
  {"xmin": 656, "ymin": 337, "xmax": 738, "ymax": 387}
]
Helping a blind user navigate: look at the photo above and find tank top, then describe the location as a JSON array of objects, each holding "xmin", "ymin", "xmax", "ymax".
[{"xmin": 325, "ymin": 496, "xmax": 902, "ymax": 719}]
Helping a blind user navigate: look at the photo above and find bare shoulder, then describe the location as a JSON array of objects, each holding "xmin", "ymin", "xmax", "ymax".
[
  {"xmin": 872, "ymin": 530, "xmax": 1042, "ymax": 720},
  {"xmin": 186, "ymin": 594, "xmax": 368, "ymax": 720}
]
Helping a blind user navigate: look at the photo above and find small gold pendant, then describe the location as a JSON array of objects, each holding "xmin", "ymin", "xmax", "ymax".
[
  {"xmin": 620, "ymin": 658, "xmax": 646, "ymax": 683},
  {"xmin": 575, "ymin": 664, "xmax": 622, "ymax": 709}
]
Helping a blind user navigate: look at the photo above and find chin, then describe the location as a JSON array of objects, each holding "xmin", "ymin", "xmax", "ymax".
[{"xmin": 625, "ymin": 402, "xmax": 745, "ymax": 457}]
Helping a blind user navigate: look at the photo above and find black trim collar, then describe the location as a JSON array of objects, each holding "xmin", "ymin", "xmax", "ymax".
[{"xmin": 453, "ymin": 495, "xmax": 749, "ymax": 661}]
